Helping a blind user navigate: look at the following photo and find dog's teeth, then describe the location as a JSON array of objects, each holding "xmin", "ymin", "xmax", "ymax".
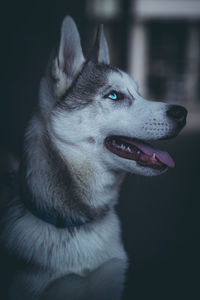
[
  {"xmin": 137, "ymin": 151, "xmax": 140, "ymax": 154},
  {"xmin": 152, "ymin": 153, "xmax": 156, "ymax": 160},
  {"xmin": 127, "ymin": 147, "xmax": 131, "ymax": 152}
]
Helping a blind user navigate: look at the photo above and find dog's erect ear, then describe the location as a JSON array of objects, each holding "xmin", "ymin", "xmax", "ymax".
[
  {"xmin": 90, "ymin": 25, "xmax": 110, "ymax": 64},
  {"xmin": 58, "ymin": 16, "xmax": 84, "ymax": 76},
  {"xmin": 52, "ymin": 16, "xmax": 85, "ymax": 96}
]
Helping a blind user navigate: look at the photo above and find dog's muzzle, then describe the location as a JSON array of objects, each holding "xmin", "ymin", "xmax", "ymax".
[{"xmin": 104, "ymin": 105, "xmax": 187, "ymax": 171}]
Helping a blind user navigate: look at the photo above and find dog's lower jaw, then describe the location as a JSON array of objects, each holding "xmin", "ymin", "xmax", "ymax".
[{"xmin": 102, "ymin": 150, "xmax": 168, "ymax": 177}]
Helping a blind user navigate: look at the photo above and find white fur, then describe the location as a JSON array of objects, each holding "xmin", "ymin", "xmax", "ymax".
[{"xmin": 0, "ymin": 16, "xmax": 183, "ymax": 300}]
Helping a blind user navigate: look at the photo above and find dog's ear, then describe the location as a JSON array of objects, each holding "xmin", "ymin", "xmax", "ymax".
[
  {"xmin": 52, "ymin": 16, "xmax": 85, "ymax": 96},
  {"xmin": 90, "ymin": 25, "xmax": 110, "ymax": 64}
]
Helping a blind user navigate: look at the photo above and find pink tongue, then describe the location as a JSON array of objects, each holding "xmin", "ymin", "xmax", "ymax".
[{"xmin": 132, "ymin": 141, "xmax": 175, "ymax": 168}]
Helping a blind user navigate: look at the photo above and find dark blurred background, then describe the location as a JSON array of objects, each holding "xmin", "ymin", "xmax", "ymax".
[{"xmin": 0, "ymin": 0, "xmax": 200, "ymax": 299}]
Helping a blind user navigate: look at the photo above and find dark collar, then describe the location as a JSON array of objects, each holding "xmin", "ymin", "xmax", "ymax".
[
  {"xmin": 23, "ymin": 198, "xmax": 88, "ymax": 228},
  {"xmin": 18, "ymin": 185, "xmax": 89, "ymax": 229},
  {"xmin": 12, "ymin": 169, "xmax": 89, "ymax": 229},
  {"xmin": 16, "ymin": 168, "xmax": 108, "ymax": 229}
]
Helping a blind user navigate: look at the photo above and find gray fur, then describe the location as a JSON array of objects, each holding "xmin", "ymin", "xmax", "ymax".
[
  {"xmin": 51, "ymin": 16, "xmax": 85, "ymax": 98},
  {"xmin": 21, "ymin": 125, "xmax": 109, "ymax": 224},
  {"xmin": 58, "ymin": 16, "xmax": 85, "ymax": 82},
  {"xmin": 57, "ymin": 61, "xmax": 119, "ymax": 110},
  {"xmin": 90, "ymin": 24, "xmax": 110, "ymax": 64},
  {"xmin": 0, "ymin": 15, "xmax": 186, "ymax": 300}
]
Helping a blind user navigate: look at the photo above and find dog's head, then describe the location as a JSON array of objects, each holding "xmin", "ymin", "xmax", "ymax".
[{"xmin": 41, "ymin": 16, "xmax": 187, "ymax": 177}]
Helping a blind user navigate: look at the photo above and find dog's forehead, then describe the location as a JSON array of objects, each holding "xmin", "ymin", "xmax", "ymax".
[
  {"xmin": 107, "ymin": 69, "xmax": 138, "ymax": 94},
  {"xmin": 77, "ymin": 62, "xmax": 137, "ymax": 94},
  {"xmin": 59, "ymin": 62, "xmax": 140, "ymax": 111}
]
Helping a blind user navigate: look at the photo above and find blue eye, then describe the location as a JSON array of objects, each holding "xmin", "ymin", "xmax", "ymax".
[
  {"xmin": 108, "ymin": 92, "xmax": 118, "ymax": 100},
  {"xmin": 105, "ymin": 91, "xmax": 124, "ymax": 101}
]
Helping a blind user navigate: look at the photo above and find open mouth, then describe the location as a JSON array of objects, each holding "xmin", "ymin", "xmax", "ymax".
[{"xmin": 104, "ymin": 136, "xmax": 175, "ymax": 170}]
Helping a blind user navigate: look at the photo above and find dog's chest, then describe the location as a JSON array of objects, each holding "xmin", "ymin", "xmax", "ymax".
[
  {"xmin": 41, "ymin": 212, "xmax": 126, "ymax": 276},
  {"xmin": 3, "ymin": 206, "xmax": 126, "ymax": 276}
]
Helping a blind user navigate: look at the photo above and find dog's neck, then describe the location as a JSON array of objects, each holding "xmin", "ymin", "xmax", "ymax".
[{"xmin": 20, "ymin": 113, "xmax": 124, "ymax": 228}]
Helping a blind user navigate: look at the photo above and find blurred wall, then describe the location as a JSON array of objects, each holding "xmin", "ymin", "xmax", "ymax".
[{"xmin": 128, "ymin": 0, "xmax": 200, "ymax": 131}]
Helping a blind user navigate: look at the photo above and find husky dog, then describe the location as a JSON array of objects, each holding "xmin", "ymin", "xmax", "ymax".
[{"xmin": 0, "ymin": 16, "xmax": 187, "ymax": 300}]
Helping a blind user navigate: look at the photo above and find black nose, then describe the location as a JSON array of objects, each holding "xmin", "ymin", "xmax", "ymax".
[{"xmin": 167, "ymin": 105, "xmax": 187, "ymax": 123}]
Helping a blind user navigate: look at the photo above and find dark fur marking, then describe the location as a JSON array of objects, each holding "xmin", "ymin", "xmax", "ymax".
[
  {"xmin": 20, "ymin": 127, "xmax": 109, "ymax": 230},
  {"xmin": 56, "ymin": 61, "xmax": 120, "ymax": 111},
  {"xmin": 44, "ymin": 134, "xmax": 110, "ymax": 224}
]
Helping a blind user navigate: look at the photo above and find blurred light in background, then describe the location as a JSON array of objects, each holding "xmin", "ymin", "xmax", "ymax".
[
  {"xmin": 134, "ymin": 0, "xmax": 200, "ymax": 19},
  {"xmin": 86, "ymin": 0, "xmax": 122, "ymax": 20}
]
